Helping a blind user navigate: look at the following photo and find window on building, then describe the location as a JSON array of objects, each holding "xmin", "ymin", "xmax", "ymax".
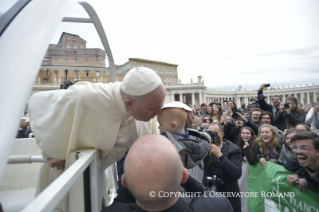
[
  {"xmin": 67, "ymin": 37, "xmax": 70, "ymax": 40},
  {"xmin": 54, "ymin": 72, "xmax": 58, "ymax": 78},
  {"xmin": 86, "ymin": 72, "xmax": 89, "ymax": 77},
  {"xmin": 74, "ymin": 45, "xmax": 78, "ymax": 49},
  {"xmin": 74, "ymin": 58, "xmax": 78, "ymax": 63},
  {"xmin": 73, "ymin": 38, "xmax": 76, "ymax": 41},
  {"xmin": 54, "ymin": 58, "xmax": 58, "ymax": 63},
  {"xmin": 85, "ymin": 59, "xmax": 88, "ymax": 63},
  {"xmin": 96, "ymin": 71, "xmax": 100, "ymax": 76},
  {"xmin": 95, "ymin": 59, "xmax": 99, "ymax": 63},
  {"xmin": 64, "ymin": 59, "xmax": 68, "ymax": 63},
  {"xmin": 104, "ymin": 78, "xmax": 107, "ymax": 83},
  {"xmin": 43, "ymin": 78, "xmax": 48, "ymax": 84},
  {"xmin": 67, "ymin": 44, "xmax": 70, "ymax": 48},
  {"xmin": 75, "ymin": 72, "xmax": 79, "ymax": 77}
]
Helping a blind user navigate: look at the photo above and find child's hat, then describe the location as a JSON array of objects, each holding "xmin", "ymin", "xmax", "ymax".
[{"xmin": 161, "ymin": 101, "xmax": 192, "ymax": 112}]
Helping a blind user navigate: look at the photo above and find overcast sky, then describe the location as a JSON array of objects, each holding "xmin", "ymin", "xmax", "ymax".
[{"xmin": 50, "ymin": 0, "xmax": 319, "ymax": 90}]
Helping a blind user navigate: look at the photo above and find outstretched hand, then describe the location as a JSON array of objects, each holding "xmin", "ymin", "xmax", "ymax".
[
  {"xmin": 48, "ymin": 158, "xmax": 66, "ymax": 170},
  {"xmin": 186, "ymin": 109, "xmax": 196, "ymax": 128}
]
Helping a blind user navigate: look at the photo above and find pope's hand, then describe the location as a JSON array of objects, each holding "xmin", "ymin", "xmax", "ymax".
[{"xmin": 48, "ymin": 158, "xmax": 66, "ymax": 170}]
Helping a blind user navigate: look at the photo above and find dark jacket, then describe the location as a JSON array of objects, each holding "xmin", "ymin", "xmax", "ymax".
[
  {"xmin": 202, "ymin": 139, "xmax": 242, "ymax": 212},
  {"xmin": 102, "ymin": 176, "xmax": 234, "ymax": 212},
  {"xmin": 296, "ymin": 167, "xmax": 319, "ymax": 193},
  {"xmin": 243, "ymin": 146, "xmax": 257, "ymax": 165},
  {"xmin": 16, "ymin": 128, "xmax": 30, "ymax": 138},
  {"xmin": 162, "ymin": 129, "xmax": 210, "ymax": 169},
  {"xmin": 273, "ymin": 110, "xmax": 307, "ymax": 131},
  {"xmin": 257, "ymin": 90, "xmax": 280, "ymax": 116},
  {"xmin": 223, "ymin": 119, "xmax": 258, "ymax": 145}
]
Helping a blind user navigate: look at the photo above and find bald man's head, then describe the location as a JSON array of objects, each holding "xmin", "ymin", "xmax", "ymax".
[{"xmin": 122, "ymin": 134, "xmax": 186, "ymax": 211}]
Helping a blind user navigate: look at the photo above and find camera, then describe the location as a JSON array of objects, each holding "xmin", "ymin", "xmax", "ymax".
[
  {"xmin": 204, "ymin": 118, "xmax": 213, "ymax": 123},
  {"xmin": 206, "ymin": 129, "xmax": 217, "ymax": 144},
  {"xmin": 206, "ymin": 175, "xmax": 224, "ymax": 192},
  {"xmin": 265, "ymin": 84, "xmax": 270, "ymax": 87},
  {"xmin": 60, "ymin": 81, "xmax": 73, "ymax": 90},
  {"xmin": 231, "ymin": 109, "xmax": 242, "ymax": 120},
  {"xmin": 284, "ymin": 103, "xmax": 291, "ymax": 108}
]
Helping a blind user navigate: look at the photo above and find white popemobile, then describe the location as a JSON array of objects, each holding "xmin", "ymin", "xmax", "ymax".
[{"xmin": 0, "ymin": 1, "xmax": 118, "ymax": 211}]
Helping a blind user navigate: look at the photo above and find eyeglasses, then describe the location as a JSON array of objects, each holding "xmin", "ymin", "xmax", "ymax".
[
  {"xmin": 289, "ymin": 145, "xmax": 315, "ymax": 152},
  {"xmin": 252, "ymin": 114, "xmax": 260, "ymax": 116}
]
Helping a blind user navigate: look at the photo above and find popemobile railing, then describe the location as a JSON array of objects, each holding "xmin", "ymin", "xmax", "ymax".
[{"xmin": 7, "ymin": 148, "xmax": 117, "ymax": 212}]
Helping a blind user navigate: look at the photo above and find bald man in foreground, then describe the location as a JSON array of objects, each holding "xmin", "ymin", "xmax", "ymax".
[{"xmin": 103, "ymin": 134, "xmax": 233, "ymax": 212}]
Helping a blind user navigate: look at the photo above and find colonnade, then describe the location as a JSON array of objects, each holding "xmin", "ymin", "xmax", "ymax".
[{"xmin": 165, "ymin": 88, "xmax": 319, "ymax": 109}]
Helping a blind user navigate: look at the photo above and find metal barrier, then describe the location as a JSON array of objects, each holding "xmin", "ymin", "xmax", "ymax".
[{"xmin": 16, "ymin": 149, "xmax": 117, "ymax": 212}]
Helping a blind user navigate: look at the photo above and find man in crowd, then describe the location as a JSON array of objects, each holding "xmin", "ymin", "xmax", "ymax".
[
  {"xmin": 200, "ymin": 103, "xmax": 207, "ymax": 116},
  {"xmin": 29, "ymin": 67, "xmax": 166, "ymax": 211},
  {"xmin": 241, "ymin": 102, "xmax": 246, "ymax": 111},
  {"xmin": 223, "ymin": 112, "xmax": 258, "ymax": 144},
  {"xmin": 103, "ymin": 134, "xmax": 234, "ymax": 212},
  {"xmin": 195, "ymin": 116, "xmax": 204, "ymax": 131},
  {"xmin": 287, "ymin": 131, "xmax": 319, "ymax": 193},
  {"xmin": 203, "ymin": 123, "xmax": 242, "ymax": 212},
  {"xmin": 260, "ymin": 112, "xmax": 273, "ymax": 125},
  {"xmin": 16, "ymin": 119, "xmax": 31, "ymax": 138},
  {"xmin": 250, "ymin": 108, "xmax": 262, "ymax": 128},
  {"xmin": 257, "ymin": 84, "xmax": 282, "ymax": 116}
]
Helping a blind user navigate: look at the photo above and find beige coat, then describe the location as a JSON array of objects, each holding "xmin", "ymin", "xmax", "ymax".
[{"xmin": 29, "ymin": 81, "xmax": 158, "ymax": 211}]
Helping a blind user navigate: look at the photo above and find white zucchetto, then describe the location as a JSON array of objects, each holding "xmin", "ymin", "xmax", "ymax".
[
  {"xmin": 161, "ymin": 101, "xmax": 192, "ymax": 112},
  {"xmin": 120, "ymin": 67, "xmax": 162, "ymax": 96}
]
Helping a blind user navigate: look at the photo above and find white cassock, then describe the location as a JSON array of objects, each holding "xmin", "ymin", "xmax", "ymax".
[{"xmin": 29, "ymin": 81, "xmax": 158, "ymax": 211}]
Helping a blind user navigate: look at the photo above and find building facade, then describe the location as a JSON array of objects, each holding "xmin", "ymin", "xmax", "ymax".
[
  {"xmin": 37, "ymin": 32, "xmax": 107, "ymax": 84},
  {"xmin": 33, "ymin": 33, "xmax": 319, "ymax": 108}
]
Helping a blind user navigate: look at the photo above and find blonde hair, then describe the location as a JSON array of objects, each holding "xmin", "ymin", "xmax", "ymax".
[
  {"xmin": 161, "ymin": 108, "xmax": 188, "ymax": 128},
  {"xmin": 255, "ymin": 124, "xmax": 281, "ymax": 160}
]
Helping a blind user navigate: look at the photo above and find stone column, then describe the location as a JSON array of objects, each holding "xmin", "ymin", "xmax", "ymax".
[
  {"xmin": 199, "ymin": 92, "xmax": 202, "ymax": 104},
  {"xmin": 236, "ymin": 96, "xmax": 240, "ymax": 107},
  {"xmin": 307, "ymin": 93, "xmax": 310, "ymax": 104},
  {"xmin": 282, "ymin": 94, "xmax": 286, "ymax": 103},
  {"xmin": 299, "ymin": 93, "xmax": 304, "ymax": 105},
  {"xmin": 171, "ymin": 93, "xmax": 175, "ymax": 102},
  {"xmin": 267, "ymin": 95, "xmax": 270, "ymax": 103},
  {"xmin": 191, "ymin": 93, "xmax": 195, "ymax": 107},
  {"xmin": 313, "ymin": 92, "xmax": 316, "ymax": 102},
  {"xmin": 179, "ymin": 94, "xmax": 183, "ymax": 103}
]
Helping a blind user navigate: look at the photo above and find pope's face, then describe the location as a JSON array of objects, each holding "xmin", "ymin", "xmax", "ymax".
[{"xmin": 130, "ymin": 85, "xmax": 166, "ymax": 122}]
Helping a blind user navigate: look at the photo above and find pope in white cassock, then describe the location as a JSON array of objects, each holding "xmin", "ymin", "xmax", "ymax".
[{"xmin": 29, "ymin": 67, "xmax": 166, "ymax": 211}]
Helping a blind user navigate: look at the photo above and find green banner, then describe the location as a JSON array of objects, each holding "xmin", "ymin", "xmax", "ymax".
[{"xmin": 248, "ymin": 162, "xmax": 319, "ymax": 212}]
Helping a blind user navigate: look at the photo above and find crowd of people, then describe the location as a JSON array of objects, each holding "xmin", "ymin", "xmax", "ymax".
[
  {"xmin": 12, "ymin": 65, "xmax": 319, "ymax": 212},
  {"xmin": 192, "ymin": 83, "xmax": 319, "ymax": 202}
]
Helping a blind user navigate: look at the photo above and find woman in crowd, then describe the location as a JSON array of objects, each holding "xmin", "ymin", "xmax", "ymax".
[
  {"xmin": 303, "ymin": 104, "xmax": 312, "ymax": 114},
  {"xmin": 237, "ymin": 126, "xmax": 257, "ymax": 165},
  {"xmin": 273, "ymin": 96, "xmax": 306, "ymax": 131},
  {"xmin": 237, "ymin": 126, "xmax": 257, "ymax": 211},
  {"xmin": 205, "ymin": 105, "xmax": 214, "ymax": 117},
  {"xmin": 278, "ymin": 128, "xmax": 302, "ymax": 172},
  {"xmin": 255, "ymin": 124, "xmax": 282, "ymax": 168},
  {"xmin": 212, "ymin": 105, "xmax": 223, "ymax": 123},
  {"xmin": 295, "ymin": 123, "xmax": 311, "ymax": 132}
]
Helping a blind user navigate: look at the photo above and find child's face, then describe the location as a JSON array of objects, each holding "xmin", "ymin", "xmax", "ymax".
[{"xmin": 157, "ymin": 113, "xmax": 173, "ymax": 134}]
